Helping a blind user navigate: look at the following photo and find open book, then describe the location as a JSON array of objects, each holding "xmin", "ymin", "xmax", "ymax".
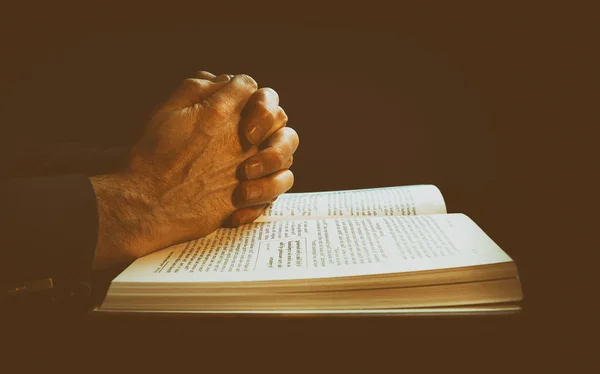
[{"xmin": 96, "ymin": 185, "xmax": 523, "ymax": 315}]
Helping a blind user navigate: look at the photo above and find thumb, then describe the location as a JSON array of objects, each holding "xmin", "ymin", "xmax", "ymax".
[{"xmin": 166, "ymin": 75, "xmax": 232, "ymax": 109}]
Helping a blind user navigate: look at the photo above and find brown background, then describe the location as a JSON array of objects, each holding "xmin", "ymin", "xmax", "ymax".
[{"xmin": 0, "ymin": 0, "xmax": 595, "ymax": 370}]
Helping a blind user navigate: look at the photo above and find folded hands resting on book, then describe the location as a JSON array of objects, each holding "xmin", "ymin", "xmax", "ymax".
[{"xmin": 89, "ymin": 72, "xmax": 299, "ymax": 270}]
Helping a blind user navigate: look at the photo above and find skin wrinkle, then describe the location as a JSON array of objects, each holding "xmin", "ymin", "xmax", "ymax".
[
  {"xmin": 241, "ymin": 127, "xmax": 298, "ymax": 179},
  {"xmin": 90, "ymin": 73, "xmax": 299, "ymax": 269}
]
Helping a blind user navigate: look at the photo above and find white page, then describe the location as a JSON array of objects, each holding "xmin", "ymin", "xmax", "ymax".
[
  {"xmin": 254, "ymin": 185, "xmax": 446, "ymax": 222},
  {"xmin": 112, "ymin": 214, "xmax": 512, "ymax": 284}
]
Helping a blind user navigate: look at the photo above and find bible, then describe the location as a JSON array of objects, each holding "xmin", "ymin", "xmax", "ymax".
[{"xmin": 96, "ymin": 185, "xmax": 523, "ymax": 315}]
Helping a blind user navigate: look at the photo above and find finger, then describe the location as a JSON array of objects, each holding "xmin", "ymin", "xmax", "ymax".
[
  {"xmin": 168, "ymin": 77, "xmax": 231, "ymax": 109},
  {"xmin": 195, "ymin": 71, "xmax": 233, "ymax": 84},
  {"xmin": 239, "ymin": 127, "xmax": 299, "ymax": 180},
  {"xmin": 233, "ymin": 169, "xmax": 294, "ymax": 208},
  {"xmin": 212, "ymin": 74, "xmax": 231, "ymax": 83},
  {"xmin": 223, "ymin": 196, "xmax": 278, "ymax": 227},
  {"xmin": 206, "ymin": 74, "xmax": 258, "ymax": 120},
  {"xmin": 224, "ymin": 204, "xmax": 268, "ymax": 227},
  {"xmin": 283, "ymin": 156, "xmax": 293, "ymax": 169},
  {"xmin": 195, "ymin": 71, "xmax": 216, "ymax": 80},
  {"xmin": 239, "ymin": 88, "xmax": 288, "ymax": 146}
]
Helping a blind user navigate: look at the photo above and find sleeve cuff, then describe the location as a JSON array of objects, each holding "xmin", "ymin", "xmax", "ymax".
[{"xmin": 0, "ymin": 174, "xmax": 99, "ymax": 291}]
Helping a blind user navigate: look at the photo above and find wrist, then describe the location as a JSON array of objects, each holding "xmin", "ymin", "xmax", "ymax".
[{"xmin": 90, "ymin": 172, "xmax": 158, "ymax": 269}]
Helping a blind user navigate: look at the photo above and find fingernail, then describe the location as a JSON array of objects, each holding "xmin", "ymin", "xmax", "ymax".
[
  {"xmin": 246, "ymin": 184, "xmax": 262, "ymax": 201},
  {"xmin": 247, "ymin": 125, "xmax": 265, "ymax": 145},
  {"xmin": 213, "ymin": 74, "xmax": 230, "ymax": 83},
  {"xmin": 245, "ymin": 161, "xmax": 264, "ymax": 179}
]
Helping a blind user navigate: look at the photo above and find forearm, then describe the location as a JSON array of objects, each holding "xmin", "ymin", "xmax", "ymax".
[{"xmin": 89, "ymin": 173, "xmax": 157, "ymax": 269}]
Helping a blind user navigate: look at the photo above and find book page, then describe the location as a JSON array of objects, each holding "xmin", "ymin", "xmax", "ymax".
[
  {"xmin": 254, "ymin": 185, "xmax": 446, "ymax": 222},
  {"xmin": 112, "ymin": 213, "xmax": 512, "ymax": 284}
]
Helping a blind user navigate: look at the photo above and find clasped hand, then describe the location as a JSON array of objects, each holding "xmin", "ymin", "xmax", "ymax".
[{"xmin": 91, "ymin": 72, "xmax": 298, "ymax": 269}]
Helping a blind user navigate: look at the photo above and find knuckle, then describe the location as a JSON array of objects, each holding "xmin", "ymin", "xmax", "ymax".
[
  {"xmin": 261, "ymin": 87, "xmax": 279, "ymax": 101},
  {"xmin": 195, "ymin": 71, "xmax": 214, "ymax": 79},
  {"xmin": 267, "ymin": 147, "xmax": 287, "ymax": 166},
  {"xmin": 282, "ymin": 126, "xmax": 298, "ymax": 139},
  {"xmin": 257, "ymin": 104, "xmax": 277, "ymax": 123},
  {"xmin": 237, "ymin": 74, "xmax": 258, "ymax": 89},
  {"xmin": 277, "ymin": 106, "xmax": 289, "ymax": 124},
  {"xmin": 182, "ymin": 78, "xmax": 203, "ymax": 91},
  {"xmin": 286, "ymin": 170, "xmax": 295, "ymax": 186},
  {"xmin": 260, "ymin": 179, "xmax": 276, "ymax": 198},
  {"xmin": 277, "ymin": 127, "xmax": 299, "ymax": 151},
  {"xmin": 233, "ymin": 182, "xmax": 249, "ymax": 206},
  {"xmin": 277, "ymin": 170, "xmax": 294, "ymax": 192}
]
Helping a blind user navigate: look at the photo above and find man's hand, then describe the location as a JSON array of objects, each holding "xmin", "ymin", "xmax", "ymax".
[
  {"xmin": 193, "ymin": 72, "xmax": 299, "ymax": 228},
  {"xmin": 90, "ymin": 73, "xmax": 297, "ymax": 269}
]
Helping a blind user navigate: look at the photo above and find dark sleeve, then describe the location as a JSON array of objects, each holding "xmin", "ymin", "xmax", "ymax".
[
  {"xmin": 0, "ymin": 174, "xmax": 99, "ymax": 311},
  {"xmin": 0, "ymin": 137, "xmax": 129, "ymax": 312}
]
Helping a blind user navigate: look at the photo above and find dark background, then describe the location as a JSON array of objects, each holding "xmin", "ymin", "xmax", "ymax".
[{"xmin": 0, "ymin": 0, "xmax": 596, "ymax": 370}]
